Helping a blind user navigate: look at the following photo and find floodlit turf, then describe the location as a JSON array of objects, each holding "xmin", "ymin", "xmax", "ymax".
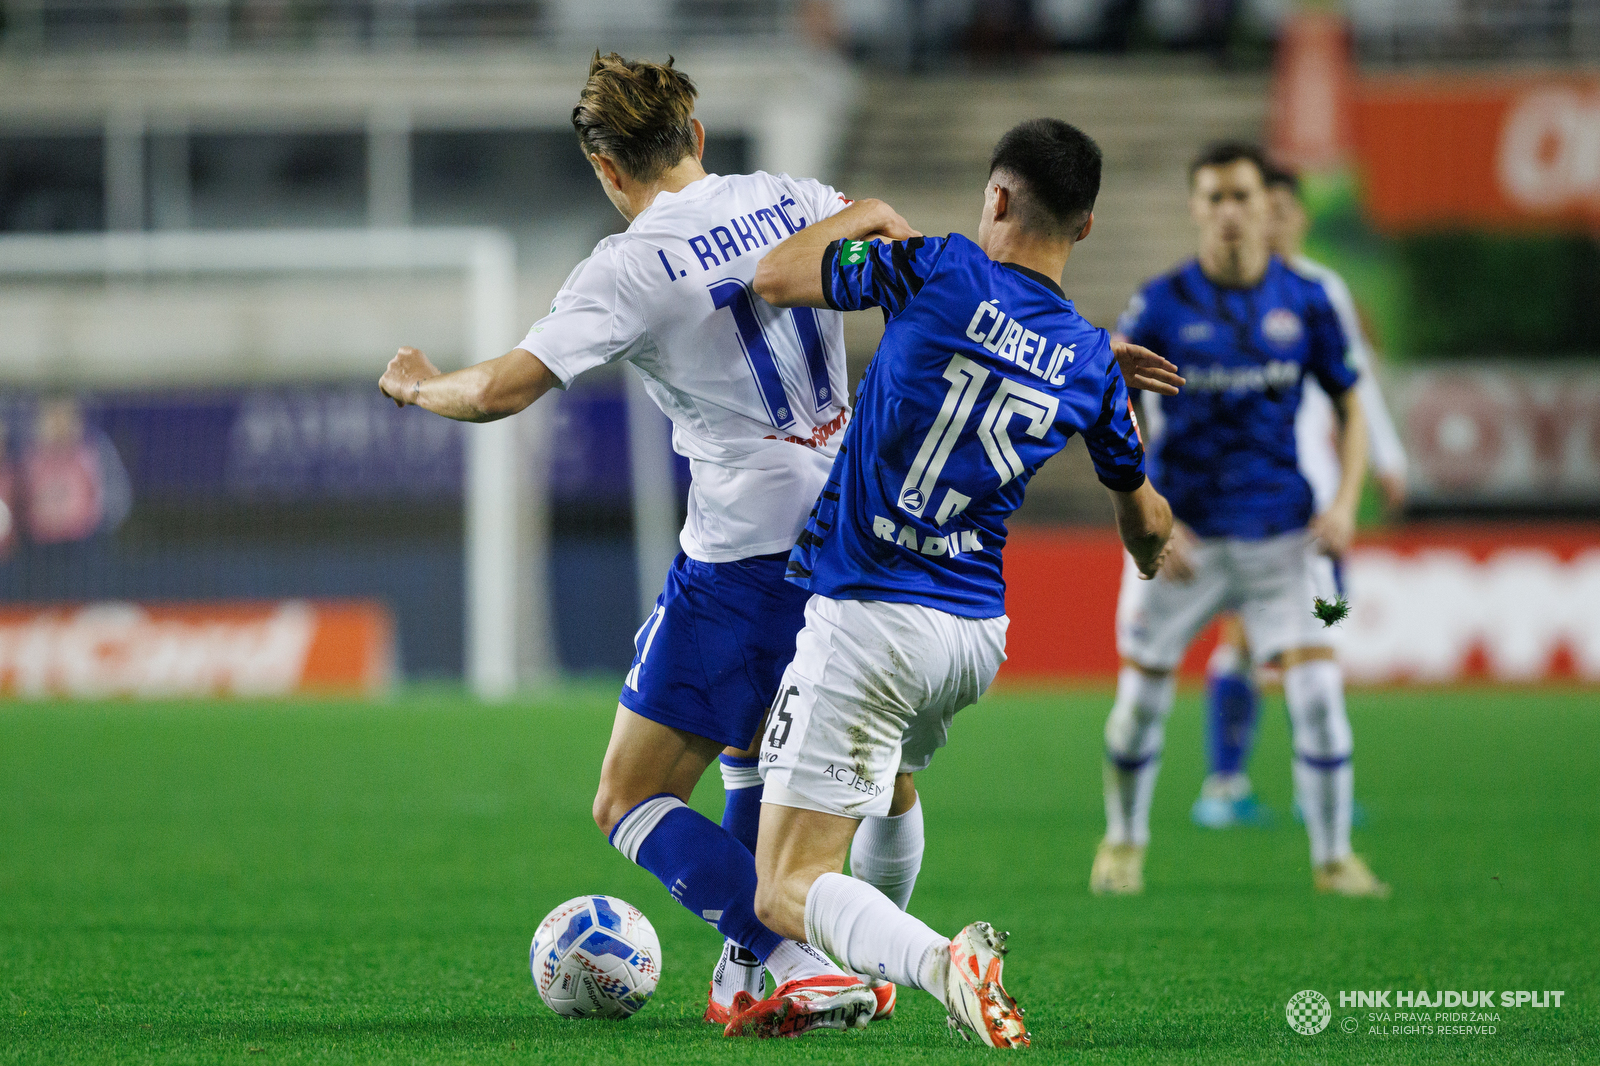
[{"xmin": 2, "ymin": 684, "xmax": 1596, "ymax": 1065}]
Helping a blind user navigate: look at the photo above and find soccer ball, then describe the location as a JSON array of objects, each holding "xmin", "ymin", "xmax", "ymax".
[{"xmin": 529, "ymin": 895, "xmax": 661, "ymax": 1018}]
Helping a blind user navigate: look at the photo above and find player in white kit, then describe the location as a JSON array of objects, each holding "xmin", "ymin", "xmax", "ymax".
[
  {"xmin": 1189, "ymin": 162, "xmax": 1408, "ymax": 829},
  {"xmin": 379, "ymin": 52, "xmax": 921, "ymax": 1033}
]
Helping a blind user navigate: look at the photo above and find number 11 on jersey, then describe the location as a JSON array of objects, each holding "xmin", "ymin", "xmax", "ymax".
[{"xmin": 709, "ymin": 278, "xmax": 833, "ymax": 431}]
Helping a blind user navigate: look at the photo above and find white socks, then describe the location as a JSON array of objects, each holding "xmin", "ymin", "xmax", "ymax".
[
  {"xmin": 849, "ymin": 796, "xmax": 925, "ymax": 910},
  {"xmin": 1102, "ymin": 666, "xmax": 1175, "ymax": 846},
  {"xmin": 804, "ymin": 871, "xmax": 949, "ymax": 1003},
  {"xmin": 766, "ymin": 938, "xmax": 845, "ymax": 987},
  {"xmin": 1284, "ymin": 659, "xmax": 1355, "ymax": 866},
  {"xmin": 707, "ymin": 940, "xmax": 764, "ymax": 1009},
  {"xmin": 1294, "ymin": 759, "xmax": 1354, "ymax": 866}
]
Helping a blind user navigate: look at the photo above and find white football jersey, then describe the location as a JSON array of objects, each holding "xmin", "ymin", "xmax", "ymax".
[
  {"xmin": 517, "ymin": 171, "xmax": 853, "ymax": 563},
  {"xmin": 1288, "ymin": 256, "xmax": 1407, "ymax": 512}
]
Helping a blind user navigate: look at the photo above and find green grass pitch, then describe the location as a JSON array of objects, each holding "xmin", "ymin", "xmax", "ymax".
[{"xmin": 3, "ymin": 684, "xmax": 1595, "ymax": 1064}]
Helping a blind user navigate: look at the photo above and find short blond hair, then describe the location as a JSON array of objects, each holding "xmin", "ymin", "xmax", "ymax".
[{"xmin": 571, "ymin": 51, "xmax": 698, "ymax": 182}]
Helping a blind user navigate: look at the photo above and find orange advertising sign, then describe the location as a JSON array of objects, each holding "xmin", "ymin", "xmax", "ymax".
[
  {"xmin": 1352, "ymin": 75, "xmax": 1600, "ymax": 232},
  {"xmin": 0, "ymin": 599, "xmax": 394, "ymax": 698},
  {"xmin": 1267, "ymin": 11, "xmax": 1356, "ymax": 172}
]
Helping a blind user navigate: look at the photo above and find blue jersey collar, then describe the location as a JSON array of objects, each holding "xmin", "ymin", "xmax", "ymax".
[{"xmin": 998, "ymin": 260, "xmax": 1067, "ymax": 300}]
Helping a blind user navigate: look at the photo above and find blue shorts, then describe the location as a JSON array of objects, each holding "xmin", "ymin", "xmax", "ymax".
[{"xmin": 619, "ymin": 551, "xmax": 811, "ymax": 750}]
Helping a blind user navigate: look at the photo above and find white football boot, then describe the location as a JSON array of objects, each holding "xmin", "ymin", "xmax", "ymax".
[
  {"xmin": 722, "ymin": 975, "xmax": 875, "ymax": 1038},
  {"xmin": 1314, "ymin": 854, "xmax": 1390, "ymax": 898},
  {"xmin": 1090, "ymin": 839, "xmax": 1146, "ymax": 895},
  {"xmin": 944, "ymin": 922, "xmax": 1029, "ymax": 1049}
]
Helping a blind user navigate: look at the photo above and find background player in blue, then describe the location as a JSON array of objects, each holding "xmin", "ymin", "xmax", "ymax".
[
  {"xmin": 1190, "ymin": 161, "xmax": 1410, "ymax": 831},
  {"xmin": 1093, "ymin": 141, "xmax": 1389, "ymax": 899},
  {"xmin": 728, "ymin": 119, "xmax": 1176, "ymax": 1046}
]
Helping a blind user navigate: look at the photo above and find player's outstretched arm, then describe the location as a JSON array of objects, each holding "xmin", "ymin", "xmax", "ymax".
[
  {"xmin": 752, "ymin": 198, "xmax": 919, "ymax": 308},
  {"xmin": 379, "ymin": 345, "xmax": 559, "ymax": 422},
  {"xmin": 1308, "ymin": 387, "xmax": 1367, "ymax": 556},
  {"xmin": 1109, "ymin": 480, "xmax": 1173, "ymax": 580},
  {"xmin": 1109, "ymin": 340, "xmax": 1184, "ymax": 396}
]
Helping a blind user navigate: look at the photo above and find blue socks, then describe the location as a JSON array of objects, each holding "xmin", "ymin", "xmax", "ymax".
[
  {"xmin": 1206, "ymin": 670, "xmax": 1260, "ymax": 777},
  {"xmin": 718, "ymin": 754, "xmax": 764, "ymax": 854},
  {"xmin": 609, "ymin": 794, "xmax": 783, "ymax": 961}
]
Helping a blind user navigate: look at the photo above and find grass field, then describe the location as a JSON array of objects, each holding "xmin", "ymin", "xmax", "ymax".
[{"xmin": 3, "ymin": 684, "xmax": 1596, "ymax": 1064}]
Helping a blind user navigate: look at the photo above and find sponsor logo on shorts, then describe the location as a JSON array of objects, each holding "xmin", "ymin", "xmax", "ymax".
[{"xmin": 823, "ymin": 764, "xmax": 883, "ymax": 798}]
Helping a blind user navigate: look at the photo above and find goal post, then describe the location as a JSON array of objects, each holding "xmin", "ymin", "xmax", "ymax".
[{"xmin": 0, "ymin": 227, "xmax": 551, "ymax": 698}]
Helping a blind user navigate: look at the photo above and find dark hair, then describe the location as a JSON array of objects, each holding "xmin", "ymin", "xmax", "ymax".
[
  {"xmin": 1263, "ymin": 160, "xmax": 1302, "ymax": 197},
  {"xmin": 987, "ymin": 118, "xmax": 1102, "ymax": 237},
  {"xmin": 1188, "ymin": 140, "xmax": 1270, "ymax": 185},
  {"xmin": 572, "ymin": 51, "xmax": 699, "ymax": 182}
]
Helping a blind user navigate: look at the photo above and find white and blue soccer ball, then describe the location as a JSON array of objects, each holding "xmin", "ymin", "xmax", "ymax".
[{"xmin": 530, "ymin": 895, "xmax": 661, "ymax": 1019}]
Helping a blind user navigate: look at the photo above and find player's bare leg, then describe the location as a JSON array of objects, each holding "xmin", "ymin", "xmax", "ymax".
[
  {"xmin": 1276, "ymin": 647, "xmax": 1387, "ymax": 897},
  {"xmin": 1095, "ymin": 658, "xmax": 1175, "ymax": 894},
  {"xmin": 846, "ymin": 771, "xmax": 919, "ymax": 1018},
  {"xmin": 592, "ymin": 704, "xmax": 723, "ymax": 835},
  {"xmin": 592, "ymin": 706, "xmax": 849, "ymax": 1016},
  {"xmin": 744, "ymin": 802, "xmax": 1027, "ymax": 1047}
]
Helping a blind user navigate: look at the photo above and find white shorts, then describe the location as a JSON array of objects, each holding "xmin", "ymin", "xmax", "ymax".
[
  {"xmin": 759, "ymin": 595, "xmax": 1008, "ymax": 820},
  {"xmin": 1117, "ymin": 529, "xmax": 1336, "ymax": 671}
]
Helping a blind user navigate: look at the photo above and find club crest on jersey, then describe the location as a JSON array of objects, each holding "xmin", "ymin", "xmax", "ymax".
[
  {"xmin": 899, "ymin": 488, "xmax": 925, "ymax": 512},
  {"xmin": 1261, "ymin": 308, "xmax": 1303, "ymax": 348},
  {"xmin": 840, "ymin": 240, "xmax": 871, "ymax": 266}
]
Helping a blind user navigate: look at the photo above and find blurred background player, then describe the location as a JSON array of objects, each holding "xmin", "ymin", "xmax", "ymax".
[
  {"xmin": 1190, "ymin": 161, "xmax": 1409, "ymax": 829},
  {"xmin": 743, "ymin": 117, "xmax": 1174, "ymax": 1046},
  {"xmin": 378, "ymin": 51, "xmax": 919, "ymax": 1033},
  {"xmin": 1096, "ymin": 141, "xmax": 1388, "ymax": 899}
]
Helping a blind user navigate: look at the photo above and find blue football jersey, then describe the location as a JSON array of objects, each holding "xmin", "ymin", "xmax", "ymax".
[
  {"xmin": 786, "ymin": 233, "xmax": 1147, "ymax": 618},
  {"xmin": 1118, "ymin": 257, "xmax": 1359, "ymax": 540}
]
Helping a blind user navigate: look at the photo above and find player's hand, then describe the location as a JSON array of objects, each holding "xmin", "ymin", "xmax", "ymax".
[
  {"xmin": 1111, "ymin": 341, "xmax": 1184, "ymax": 396},
  {"xmin": 858, "ymin": 199, "xmax": 921, "ymax": 242},
  {"xmin": 1309, "ymin": 506, "xmax": 1356, "ymax": 557},
  {"xmin": 1152, "ymin": 522, "xmax": 1196, "ymax": 582},
  {"xmin": 1377, "ymin": 471, "xmax": 1408, "ymax": 514},
  {"xmin": 380, "ymin": 346, "xmax": 440, "ymax": 408}
]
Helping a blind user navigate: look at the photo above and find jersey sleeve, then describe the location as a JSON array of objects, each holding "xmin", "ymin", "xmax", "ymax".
[
  {"xmin": 1303, "ymin": 285, "xmax": 1359, "ymax": 398},
  {"xmin": 1082, "ymin": 350, "xmax": 1148, "ymax": 492},
  {"xmin": 787, "ymin": 176, "xmax": 853, "ymax": 225},
  {"xmin": 514, "ymin": 245, "xmax": 647, "ymax": 387},
  {"xmin": 1320, "ymin": 271, "xmax": 1407, "ymax": 477},
  {"xmin": 820, "ymin": 235, "xmax": 947, "ymax": 319}
]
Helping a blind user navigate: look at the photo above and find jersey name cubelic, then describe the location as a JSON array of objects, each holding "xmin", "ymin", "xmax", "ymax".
[
  {"xmin": 788, "ymin": 234, "xmax": 1147, "ymax": 619},
  {"xmin": 516, "ymin": 172, "xmax": 853, "ymax": 564}
]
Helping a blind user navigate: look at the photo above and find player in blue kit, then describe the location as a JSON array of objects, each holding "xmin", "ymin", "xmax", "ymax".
[
  {"xmin": 1190, "ymin": 161, "xmax": 1409, "ymax": 830},
  {"xmin": 1093, "ymin": 142, "xmax": 1389, "ymax": 898},
  {"xmin": 731, "ymin": 119, "xmax": 1176, "ymax": 1046}
]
